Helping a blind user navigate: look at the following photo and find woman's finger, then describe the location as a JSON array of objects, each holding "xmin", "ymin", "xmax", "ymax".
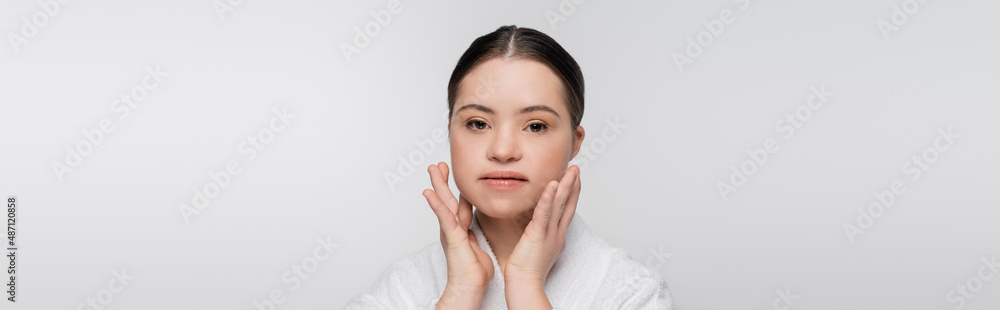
[
  {"xmin": 428, "ymin": 163, "xmax": 458, "ymax": 213},
  {"xmin": 423, "ymin": 189, "xmax": 462, "ymax": 244},
  {"xmin": 548, "ymin": 166, "xmax": 578, "ymax": 231},
  {"xmin": 469, "ymin": 229, "xmax": 493, "ymax": 270},
  {"xmin": 559, "ymin": 166, "xmax": 581, "ymax": 236},
  {"xmin": 439, "ymin": 162, "xmax": 450, "ymax": 184},
  {"xmin": 532, "ymin": 180, "xmax": 558, "ymax": 233},
  {"xmin": 457, "ymin": 193, "xmax": 473, "ymax": 229}
]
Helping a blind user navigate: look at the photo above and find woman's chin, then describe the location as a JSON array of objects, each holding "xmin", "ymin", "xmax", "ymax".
[{"xmin": 472, "ymin": 200, "xmax": 534, "ymax": 219}]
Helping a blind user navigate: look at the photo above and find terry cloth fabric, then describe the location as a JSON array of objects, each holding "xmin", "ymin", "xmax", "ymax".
[{"xmin": 345, "ymin": 211, "xmax": 673, "ymax": 309}]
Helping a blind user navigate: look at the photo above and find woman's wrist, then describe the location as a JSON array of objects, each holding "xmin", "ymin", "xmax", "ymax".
[
  {"xmin": 503, "ymin": 278, "xmax": 551, "ymax": 309},
  {"xmin": 436, "ymin": 283, "xmax": 487, "ymax": 309}
]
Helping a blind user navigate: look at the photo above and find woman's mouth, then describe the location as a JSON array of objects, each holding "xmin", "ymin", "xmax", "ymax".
[{"xmin": 480, "ymin": 171, "xmax": 527, "ymax": 191}]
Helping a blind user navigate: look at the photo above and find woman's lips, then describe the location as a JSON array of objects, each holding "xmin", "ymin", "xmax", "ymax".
[
  {"xmin": 480, "ymin": 178, "xmax": 527, "ymax": 191},
  {"xmin": 480, "ymin": 171, "xmax": 528, "ymax": 191}
]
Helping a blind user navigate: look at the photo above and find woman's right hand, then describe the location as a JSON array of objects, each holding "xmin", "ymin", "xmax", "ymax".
[{"xmin": 422, "ymin": 162, "xmax": 494, "ymax": 309}]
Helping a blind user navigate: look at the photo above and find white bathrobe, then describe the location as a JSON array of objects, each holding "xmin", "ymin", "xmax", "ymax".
[{"xmin": 345, "ymin": 212, "xmax": 673, "ymax": 309}]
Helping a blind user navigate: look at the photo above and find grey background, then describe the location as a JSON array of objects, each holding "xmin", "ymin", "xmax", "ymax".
[{"xmin": 1, "ymin": 0, "xmax": 998, "ymax": 309}]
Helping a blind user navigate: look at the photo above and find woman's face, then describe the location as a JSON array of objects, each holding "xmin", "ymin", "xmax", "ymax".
[{"xmin": 449, "ymin": 57, "xmax": 585, "ymax": 219}]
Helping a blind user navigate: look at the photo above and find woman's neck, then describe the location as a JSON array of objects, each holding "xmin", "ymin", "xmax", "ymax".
[{"xmin": 474, "ymin": 209, "xmax": 532, "ymax": 275}]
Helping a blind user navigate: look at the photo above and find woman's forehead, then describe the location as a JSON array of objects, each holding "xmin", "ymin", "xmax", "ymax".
[{"xmin": 455, "ymin": 58, "xmax": 568, "ymax": 117}]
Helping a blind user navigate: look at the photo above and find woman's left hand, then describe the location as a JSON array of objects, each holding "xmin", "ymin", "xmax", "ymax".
[{"xmin": 504, "ymin": 165, "xmax": 581, "ymax": 288}]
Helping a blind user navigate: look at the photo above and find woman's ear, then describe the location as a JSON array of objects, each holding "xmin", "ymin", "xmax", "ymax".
[{"xmin": 571, "ymin": 125, "xmax": 585, "ymax": 160}]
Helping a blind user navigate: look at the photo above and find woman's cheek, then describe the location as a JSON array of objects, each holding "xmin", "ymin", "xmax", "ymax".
[{"xmin": 455, "ymin": 173, "xmax": 472, "ymax": 193}]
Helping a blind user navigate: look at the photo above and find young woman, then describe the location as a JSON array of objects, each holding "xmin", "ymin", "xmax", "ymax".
[{"xmin": 347, "ymin": 25, "xmax": 673, "ymax": 309}]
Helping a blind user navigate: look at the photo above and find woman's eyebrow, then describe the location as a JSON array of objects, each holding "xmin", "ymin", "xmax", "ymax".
[
  {"xmin": 455, "ymin": 104, "xmax": 560, "ymax": 118},
  {"xmin": 516, "ymin": 105, "xmax": 560, "ymax": 117},
  {"xmin": 455, "ymin": 103, "xmax": 495, "ymax": 115}
]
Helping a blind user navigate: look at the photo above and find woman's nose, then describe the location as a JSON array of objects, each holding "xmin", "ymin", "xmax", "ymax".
[{"xmin": 486, "ymin": 128, "xmax": 521, "ymax": 163}]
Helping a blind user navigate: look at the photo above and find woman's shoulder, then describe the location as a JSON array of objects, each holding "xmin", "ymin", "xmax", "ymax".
[
  {"xmin": 593, "ymin": 247, "xmax": 673, "ymax": 308},
  {"xmin": 562, "ymin": 214, "xmax": 650, "ymax": 267},
  {"xmin": 372, "ymin": 240, "xmax": 448, "ymax": 285},
  {"xmin": 344, "ymin": 242, "xmax": 447, "ymax": 309},
  {"xmin": 558, "ymin": 215, "xmax": 674, "ymax": 309},
  {"xmin": 386, "ymin": 241, "xmax": 447, "ymax": 275}
]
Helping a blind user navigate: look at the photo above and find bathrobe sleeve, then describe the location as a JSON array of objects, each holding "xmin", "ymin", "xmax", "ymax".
[{"xmin": 588, "ymin": 249, "xmax": 674, "ymax": 309}]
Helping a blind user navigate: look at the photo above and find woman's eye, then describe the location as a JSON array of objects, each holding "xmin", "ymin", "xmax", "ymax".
[
  {"xmin": 527, "ymin": 123, "xmax": 548, "ymax": 133},
  {"xmin": 467, "ymin": 120, "xmax": 488, "ymax": 130}
]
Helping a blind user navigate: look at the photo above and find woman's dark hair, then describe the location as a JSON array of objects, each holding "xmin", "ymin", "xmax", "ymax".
[{"xmin": 447, "ymin": 25, "xmax": 585, "ymax": 130}]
